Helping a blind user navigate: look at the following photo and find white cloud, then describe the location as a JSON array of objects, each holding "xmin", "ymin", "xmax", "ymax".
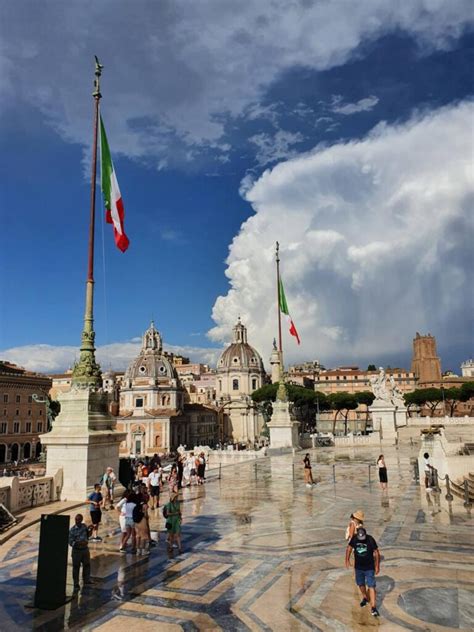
[
  {"xmin": 1, "ymin": 341, "xmax": 222, "ymax": 374},
  {"xmin": 1, "ymin": 1, "xmax": 472, "ymax": 167},
  {"xmin": 249, "ymin": 130, "xmax": 305, "ymax": 166},
  {"xmin": 331, "ymin": 95, "xmax": 380, "ymax": 115},
  {"xmin": 209, "ymin": 101, "xmax": 474, "ymax": 366}
]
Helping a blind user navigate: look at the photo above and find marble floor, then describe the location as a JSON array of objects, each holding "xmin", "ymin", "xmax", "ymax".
[{"xmin": 0, "ymin": 448, "xmax": 473, "ymax": 631}]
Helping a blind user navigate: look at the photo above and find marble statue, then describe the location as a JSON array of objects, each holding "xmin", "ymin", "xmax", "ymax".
[{"xmin": 369, "ymin": 367, "xmax": 406, "ymax": 407}]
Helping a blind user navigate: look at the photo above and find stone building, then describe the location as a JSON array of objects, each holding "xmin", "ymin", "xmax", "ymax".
[
  {"xmin": 411, "ymin": 333, "xmax": 442, "ymax": 384},
  {"xmin": 461, "ymin": 359, "xmax": 474, "ymax": 378},
  {"xmin": 0, "ymin": 361, "xmax": 51, "ymax": 463},
  {"xmin": 116, "ymin": 322, "xmax": 188, "ymax": 455},
  {"xmin": 216, "ymin": 319, "xmax": 267, "ymax": 443},
  {"xmin": 314, "ymin": 367, "xmax": 417, "ymax": 395}
]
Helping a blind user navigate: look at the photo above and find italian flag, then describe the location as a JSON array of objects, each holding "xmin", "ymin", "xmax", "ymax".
[
  {"xmin": 100, "ymin": 116, "xmax": 129, "ymax": 253},
  {"xmin": 279, "ymin": 278, "xmax": 300, "ymax": 345}
]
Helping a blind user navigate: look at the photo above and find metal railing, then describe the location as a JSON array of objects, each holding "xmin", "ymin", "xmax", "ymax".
[{"xmin": 414, "ymin": 461, "xmax": 473, "ymax": 508}]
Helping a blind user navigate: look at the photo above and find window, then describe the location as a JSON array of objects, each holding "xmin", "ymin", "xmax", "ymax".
[
  {"xmin": 37, "ymin": 421, "xmax": 43, "ymax": 433},
  {"xmin": 251, "ymin": 378, "xmax": 258, "ymax": 390},
  {"xmin": 39, "ymin": 409, "xmax": 43, "ymax": 416},
  {"xmin": 28, "ymin": 409, "xmax": 31, "ymax": 416},
  {"xmin": 3, "ymin": 395, "xmax": 8, "ymax": 403},
  {"xmin": 26, "ymin": 422, "xmax": 32, "ymax": 433},
  {"xmin": 15, "ymin": 409, "xmax": 19, "ymax": 417},
  {"xmin": 28, "ymin": 395, "xmax": 32, "ymax": 403},
  {"xmin": 354, "ymin": 376, "xmax": 358, "ymax": 380},
  {"xmin": 14, "ymin": 422, "xmax": 20, "ymax": 433},
  {"xmin": 232, "ymin": 379, "xmax": 239, "ymax": 391},
  {"xmin": 343, "ymin": 376, "xmax": 347, "ymax": 380},
  {"xmin": 0, "ymin": 422, "xmax": 6, "ymax": 434},
  {"xmin": 218, "ymin": 380, "xmax": 222, "ymax": 391},
  {"xmin": 3, "ymin": 409, "xmax": 6, "ymax": 416},
  {"xmin": 135, "ymin": 398, "xmax": 144, "ymax": 408},
  {"xmin": 16, "ymin": 395, "xmax": 21, "ymax": 403}
]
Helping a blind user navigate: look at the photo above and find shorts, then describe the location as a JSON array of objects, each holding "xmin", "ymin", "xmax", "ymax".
[
  {"xmin": 125, "ymin": 517, "xmax": 135, "ymax": 529},
  {"xmin": 90, "ymin": 510, "xmax": 102, "ymax": 525},
  {"xmin": 190, "ymin": 468, "xmax": 196, "ymax": 476},
  {"xmin": 150, "ymin": 485, "xmax": 160, "ymax": 497},
  {"xmin": 355, "ymin": 568, "xmax": 376, "ymax": 588}
]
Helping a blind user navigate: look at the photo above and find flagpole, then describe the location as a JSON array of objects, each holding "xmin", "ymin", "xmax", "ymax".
[
  {"xmin": 72, "ymin": 56, "xmax": 103, "ymax": 388},
  {"xmin": 276, "ymin": 241, "xmax": 283, "ymax": 375}
]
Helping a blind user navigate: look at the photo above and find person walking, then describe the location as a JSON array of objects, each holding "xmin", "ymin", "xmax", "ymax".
[
  {"xmin": 163, "ymin": 492, "xmax": 182, "ymax": 553},
  {"xmin": 303, "ymin": 453, "xmax": 314, "ymax": 487},
  {"xmin": 133, "ymin": 495, "xmax": 149, "ymax": 556},
  {"xmin": 377, "ymin": 455, "xmax": 388, "ymax": 491},
  {"xmin": 167, "ymin": 464, "xmax": 179, "ymax": 494},
  {"xmin": 86, "ymin": 483, "xmax": 103, "ymax": 542},
  {"xmin": 101, "ymin": 466, "xmax": 117, "ymax": 510},
  {"xmin": 345, "ymin": 526, "xmax": 381, "ymax": 617},
  {"xmin": 116, "ymin": 490, "xmax": 137, "ymax": 553},
  {"xmin": 345, "ymin": 509, "xmax": 364, "ymax": 541},
  {"xmin": 68, "ymin": 514, "xmax": 93, "ymax": 593},
  {"xmin": 149, "ymin": 465, "xmax": 162, "ymax": 509}
]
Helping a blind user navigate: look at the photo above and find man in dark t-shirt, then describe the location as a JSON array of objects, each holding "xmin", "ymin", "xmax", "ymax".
[
  {"xmin": 87, "ymin": 484, "xmax": 103, "ymax": 542},
  {"xmin": 345, "ymin": 527, "xmax": 381, "ymax": 617}
]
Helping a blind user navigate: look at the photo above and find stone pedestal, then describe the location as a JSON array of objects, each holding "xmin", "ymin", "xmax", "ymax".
[
  {"xmin": 394, "ymin": 405, "xmax": 408, "ymax": 428},
  {"xmin": 369, "ymin": 403, "xmax": 398, "ymax": 445},
  {"xmin": 40, "ymin": 388, "xmax": 126, "ymax": 501},
  {"xmin": 267, "ymin": 400, "xmax": 300, "ymax": 449}
]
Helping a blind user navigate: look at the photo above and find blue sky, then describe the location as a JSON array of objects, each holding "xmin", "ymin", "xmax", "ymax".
[{"xmin": 0, "ymin": 1, "xmax": 473, "ymax": 374}]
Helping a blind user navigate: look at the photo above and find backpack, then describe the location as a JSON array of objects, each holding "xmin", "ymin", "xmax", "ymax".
[
  {"xmin": 133, "ymin": 504, "xmax": 144, "ymax": 524},
  {"xmin": 162, "ymin": 504, "xmax": 169, "ymax": 519}
]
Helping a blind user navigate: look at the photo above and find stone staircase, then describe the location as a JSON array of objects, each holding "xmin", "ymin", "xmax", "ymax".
[{"xmin": 451, "ymin": 471, "xmax": 474, "ymax": 503}]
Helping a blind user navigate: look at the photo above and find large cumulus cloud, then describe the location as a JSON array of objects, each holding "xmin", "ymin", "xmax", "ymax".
[
  {"xmin": 208, "ymin": 102, "xmax": 474, "ymax": 365},
  {"xmin": 1, "ymin": 1, "xmax": 472, "ymax": 167}
]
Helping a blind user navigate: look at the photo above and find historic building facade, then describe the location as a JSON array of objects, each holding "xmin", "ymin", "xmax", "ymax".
[
  {"xmin": 411, "ymin": 332, "xmax": 442, "ymax": 384},
  {"xmin": 216, "ymin": 319, "xmax": 267, "ymax": 444},
  {"xmin": 0, "ymin": 361, "xmax": 51, "ymax": 463},
  {"xmin": 116, "ymin": 322, "xmax": 189, "ymax": 455}
]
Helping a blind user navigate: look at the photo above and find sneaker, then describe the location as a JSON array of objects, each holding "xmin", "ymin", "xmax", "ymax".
[
  {"xmin": 119, "ymin": 547, "xmax": 127, "ymax": 553},
  {"xmin": 91, "ymin": 536, "xmax": 102, "ymax": 542},
  {"xmin": 360, "ymin": 598, "xmax": 368, "ymax": 607},
  {"xmin": 371, "ymin": 607, "xmax": 380, "ymax": 617},
  {"xmin": 306, "ymin": 483, "xmax": 312, "ymax": 488}
]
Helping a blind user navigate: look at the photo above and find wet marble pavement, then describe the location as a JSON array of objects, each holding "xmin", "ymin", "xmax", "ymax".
[{"xmin": 0, "ymin": 448, "xmax": 473, "ymax": 631}]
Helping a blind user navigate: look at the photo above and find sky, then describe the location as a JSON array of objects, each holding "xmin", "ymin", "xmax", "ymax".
[{"xmin": 0, "ymin": 1, "xmax": 473, "ymax": 375}]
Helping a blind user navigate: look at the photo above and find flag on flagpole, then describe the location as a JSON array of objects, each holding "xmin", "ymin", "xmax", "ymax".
[
  {"xmin": 100, "ymin": 116, "xmax": 129, "ymax": 252},
  {"xmin": 279, "ymin": 278, "xmax": 300, "ymax": 344}
]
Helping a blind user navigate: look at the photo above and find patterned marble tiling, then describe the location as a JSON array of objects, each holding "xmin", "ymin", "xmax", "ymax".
[{"xmin": 0, "ymin": 447, "xmax": 473, "ymax": 631}]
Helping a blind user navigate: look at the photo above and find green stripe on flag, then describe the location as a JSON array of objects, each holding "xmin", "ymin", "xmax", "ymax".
[
  {"xmin": 279, "ymin": 278, "xmax": 290, "ymax": 315},
  {"xmin": 100, "ymin": 116, "xmax": 113, "ymax": 209}
]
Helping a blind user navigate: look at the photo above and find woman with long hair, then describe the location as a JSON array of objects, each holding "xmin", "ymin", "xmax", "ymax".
[{"xmin": 377, "ymin": 455, "xmax": 388, "ymax": 491}]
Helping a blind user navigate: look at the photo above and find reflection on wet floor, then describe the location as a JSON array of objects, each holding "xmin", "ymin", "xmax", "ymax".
[{"xmin": 0, "ymin": 447, "xmax": 473, "ymax": 631}]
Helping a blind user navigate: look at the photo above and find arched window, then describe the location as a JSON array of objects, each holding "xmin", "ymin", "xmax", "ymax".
[
  {"xmin": 251, "ymin": 378, "xmax": 258, "ymax": 390},
  {"xmin": 218, "ymin": 380, "xmax": 222, "ymax": 391},
  {"xmin": 232, "ymin": 378, "xmax": 239, "ymax": 391}
]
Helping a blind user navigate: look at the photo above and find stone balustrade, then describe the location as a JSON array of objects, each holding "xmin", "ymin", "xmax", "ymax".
[
  {"xmin": 334, "ymin": 433, "xmax": 381, "ymax": 447},
  {"xmin": 0, "ymin": 468, "xmax": 63, "ymax": 514}
]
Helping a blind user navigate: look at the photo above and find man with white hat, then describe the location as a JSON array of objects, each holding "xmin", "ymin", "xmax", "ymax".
[{"xmin": 345, "ymin": 526, "xmax": 381, "ymax": 617}]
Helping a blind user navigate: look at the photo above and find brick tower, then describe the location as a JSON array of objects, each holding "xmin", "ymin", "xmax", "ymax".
[{"xmin": 411, "ymin": 333, "xmax": 442, "ymax": 384}]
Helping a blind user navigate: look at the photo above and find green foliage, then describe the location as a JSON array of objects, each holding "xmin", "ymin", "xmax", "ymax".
[
  {"xmin": 251, "ymin": 383, "xmax": 330, "ymax": 431},
  {"xmin": 355, "ymin": 391, "xmax": 375, "ymax": 406},
  {"xmin": 460, "ymin": 381, "xmax": 474, "ymax": 402},
  {"xmin": 367, "ymin": 364, "xmax": 377, "ymax": 371},
  {"xmin": 443, "ymin": 387, "xmax": 461, "ymax": 416},
  {"xmin": 328, "ymin": 392, "xmax": 358, "ymax": 435}
]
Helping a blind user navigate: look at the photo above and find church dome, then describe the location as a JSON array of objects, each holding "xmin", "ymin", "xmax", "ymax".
[
  {"xmin": 125, "ymin": 321, "xmax": 177, "ymax": 381},
  {"xmin": 217, "ymin": 319, "xmax": 265, "ymax": 373}
]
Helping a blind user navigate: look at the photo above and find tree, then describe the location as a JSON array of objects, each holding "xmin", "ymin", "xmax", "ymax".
[
  {"xmin": 443, "ymin": 387, "xmax": 461, "ymax": 417},
  {"xmin": 354, "ymin": 391, "xmax": 375, "ymax": 432},
  {"xmin": 404, "ymin": 388, "xmax": 443, "ymax": 417},
  {"xmin": 251, "ymin": 383, "xmax": 329, "ymax": 432},
  {"xmin": 460, "ymin": 381, "xmax": 474, "ymax": 402},
  {"xmin": 404, "ymin": 390, "xmax": 427, "ymax": 417},
  {"xmin": 367, "ymin": 364, "xmax": 377, "ymax": 372},
  {"xmin": 328, "ymin": 392, "xmax": 358, "ymax": 435}
]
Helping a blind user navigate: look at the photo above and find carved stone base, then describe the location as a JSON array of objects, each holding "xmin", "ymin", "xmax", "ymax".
[
  {"xmin": 369, "ymin": 403, "xmax": 398, "ymax": 445},
  {"xmin": 267, "ymin": 401, "xmax": 300, "ymax": 449},
  {"xmin": 40, "ymin": 388, "xmax": 126, "ymax": 501}
]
